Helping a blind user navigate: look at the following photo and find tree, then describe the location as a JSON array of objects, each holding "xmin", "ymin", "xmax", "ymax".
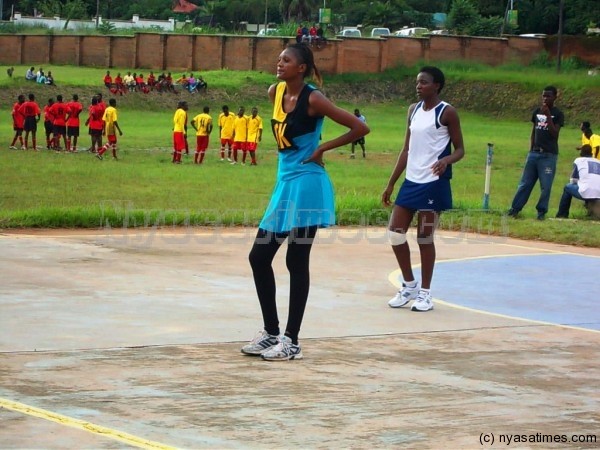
[{"xmin": 446, "ymin": 0, "xmax": 479, "ymax": 34}]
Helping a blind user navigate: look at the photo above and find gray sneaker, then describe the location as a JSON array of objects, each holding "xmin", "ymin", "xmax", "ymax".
[
  {"xmin": 261, "ymin": 336, "xmax": 303, "ymax": 361},
  {"xmin": 241, "ymin": 330, "xmax": 279, "ymax": 356}
]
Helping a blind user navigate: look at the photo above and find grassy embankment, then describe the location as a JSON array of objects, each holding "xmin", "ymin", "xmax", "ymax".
[{"xmin": 1, "ymin": 63, "xmax": 598, "ymax": 246}]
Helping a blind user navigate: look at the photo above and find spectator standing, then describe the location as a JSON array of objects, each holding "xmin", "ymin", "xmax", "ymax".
[
  {"xmin": 218, "ymin": 105, "xmax": 236, "ymax": 161},
  {"xmin": 350, "ymin": 108, "xmax": 367, "ymax": 158},
  {"xmin": 231, "ymin": 106, "xmax": 248, "ymax": 164},
  {"xmin": 97, "ymin": 99, "xmax": 123, "ymax": 160},
  {"xmin": 241, "ymin": 43, "xmax": 369, "ymax": 360},
  {"xmin": 19, "ymin": 93, "xmax": 41, "ymax": 150},
  {"xmin": 65, "ymin": 94, "xmax": 83, "ymax": 153},
  {"xmin": 104, "ymin": 71, "xmax": 112, "ymax": 88},
  {"xmin": 9, "ymin": 94, "xmax": 25, "ymax": 149},
  {"xmin": 556, "ymin": 145, "xmax": 600, "ymax": 218},
  {"xmin": 43, "ymin": 98, "xmax": 55, "ymax": 149},
  {"xmin": 191, "ymin": 106, "xmax": 213, "ymax": 164},
  {"xmin": 172, "ymin": 101, "xmax": 188, "ymax": 164},
  {"xmin": 50, "ymin": 95, "xmax": 69, "ymax": 151},
  {"xmin": 383, "ymin": 66, "xmax": 465, "ymax": 312},
  {"xmin": 246, "ymin": 106, "xmax": 263, "ymax": 165},
  {"xmin": 508, "ymin": 86, "xmax": 565, "ymax": 220}
]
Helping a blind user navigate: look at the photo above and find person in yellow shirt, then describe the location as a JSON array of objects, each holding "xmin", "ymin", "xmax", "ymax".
[
  {"xmin": 218, "ymin": 105, "xmax": 236, "ymax": 161},
  {"xmin": 231, "ymin": 106, "xmax": 248, "ymax": 165},
  {"xmin": 246, "ymin": 106, "xmax": 263, "ymax": 165},
  {"xmin": 172, "ymin": 101, "xmax": 188, "ymax": 164},
  {"xmin": 191, "ymin": 106, "xmax": 213, "ymax": 165},
  {"xmin": 577, "ymin": 124, "xmax": 600, "ymax": 160},
  {"xmin": 97, "ymin": 98, "xmax": 123, "ymax": 160}
]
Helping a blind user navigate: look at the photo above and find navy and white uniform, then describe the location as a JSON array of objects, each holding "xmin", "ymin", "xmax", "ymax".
[{"xmin": 395, "ymin": 100, "xmax": 453, "ymax": 211}]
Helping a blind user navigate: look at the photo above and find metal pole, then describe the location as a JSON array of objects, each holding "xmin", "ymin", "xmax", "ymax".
[
  {"xmin": 96, "ymin": 0, "xmax": 100, "ymax": 28},
  {"xmin": 556, "ymin": 0, "xmax": 564, "ymax": 73},
  {"xmin": 0, "ymin": 0, "xmax": 3, "ymax": 21},
  {"xmin": 264, "ymin": 0, "xmax": 267, "ymax": 32},
  {"xmin": 482, "ymin": 143, "xmax": 494, "ymax": 210}
]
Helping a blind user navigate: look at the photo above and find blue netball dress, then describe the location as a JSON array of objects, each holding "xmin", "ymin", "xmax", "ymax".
[
  {"xmin": 395, "ymin": 100, "xmax": 453, "ymax": 211},
  {"xmin": 259, "ymin": 82, "xmax": 335, "ymax": 233}
]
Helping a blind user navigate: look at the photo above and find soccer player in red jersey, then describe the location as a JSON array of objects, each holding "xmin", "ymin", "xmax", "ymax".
[
  {"xmin": 43, "ymin": 98, "xmax": 55, "ymax": 149},
  {"xmin": 172, "ymin": 101, "xmax": 188, "ymax": 164},
  {"xmin": 85, "ymin": 96, "xmax": 104, "ymax": 154},
  {"xmin": 10, "ymin": 94, "xmax": 25, "ymax": 149},
  {"xmin": 19, "ymin": 93, "xmax": 41, "ymax": 150},
  {"xmin": 65, "ymin": 94, "xmax": 83, "ymax": 152},
  {"xmin": 50, "ymin": 95, "xmax": 70, "ymax": 151}
]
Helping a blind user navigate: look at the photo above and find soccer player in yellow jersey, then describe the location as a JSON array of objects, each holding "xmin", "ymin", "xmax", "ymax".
[
  {"xmin": 191, "ymin": 106, "xmax": 213, "ymax": 164},
  {"xmin": 218, "ymin": 105, "xmax": 236, "ymax": 161},
  {"xmin": 172, "ymin": 100, "xmax": 188, "ymax": 164},
  {"xmin": 577, "ymin": 122, "xmax": 600, "ymax": 160},
  {"xmin": 231, "ymin": 106, "xmax": 248, "ymax": 164},
  {"xmin": 246, "ymin": 106, "xmax": 263, "ymax": 165},
  {"xmin": 97, "ymin": 98, "xmax": 123, "ymax": 160}
]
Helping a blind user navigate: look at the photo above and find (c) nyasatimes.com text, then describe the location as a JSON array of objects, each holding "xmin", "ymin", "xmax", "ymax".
[{"xmin": 479, "ymin": 432, "xmax": 597, "ymax": 446}]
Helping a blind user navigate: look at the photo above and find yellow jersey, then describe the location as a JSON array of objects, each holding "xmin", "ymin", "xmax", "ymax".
[
  {"xmin": 247, "ymin": 114, "xmax": 263, "ymax": 143},
  {"xmin": 192, "ymin": 113, "xmax": 212, "ymax": 136},
  {"xmin": 218, "ymin": 112, "xmax": 235, "ymax": 139}
]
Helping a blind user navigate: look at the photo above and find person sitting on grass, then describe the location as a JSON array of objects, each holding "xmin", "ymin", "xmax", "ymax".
[
  {"xmin": 104, "ymin": 70, "xmax": 112, "ymax": 88},
  {"xmin": 197, "ymin": 75, "xmax": 208, "ymax": 93},
  {"xmin": 25, "ymin": 67, "xmax": 36, "ymax": 81},
  {"xmin": 45, "ymin": 71, "xmax": 55, "ymax": 86}
]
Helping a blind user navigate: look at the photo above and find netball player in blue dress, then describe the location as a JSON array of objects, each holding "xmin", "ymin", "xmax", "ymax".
[
  {"xmin": 242, "ymin": 44, "xmax": 369, "ymax": 360},
  {"xmin": 382, "ymin": 66, "xmax": 465, "ymax": 312}
]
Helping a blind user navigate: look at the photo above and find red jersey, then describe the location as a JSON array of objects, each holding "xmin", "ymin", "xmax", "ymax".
[
  {"xmin": 88, "ymin": 104, "xmax": 104, "ymax": 131},
  {"xmin": 19, "ymin": 101, "xmax": 41, "ymax": 118},
  {"xmin": 65, "ymin": 101, "xmax": 83, "ymax": 127},
  {"xmin": 12, "ymin": 101, "xmax": 25, "ymax": 128},
  {"xmin": 115, "ymin": 76, "xmax": 123, "ymax": 86},
  {"xmin": 50, "ymin": 102, "xmax": 70, "ymax": 126},
  {"xmin": 98, "ymin": 101, "xmax": 107, "ymax": 115},
  {"xmin": 44, "ymin": 105, "xmax": 55, "ymax": 123},
  {"xmin": 147, "ymin": 74, "xmax": 156, "ymax": 85},
  {"xmin": 104, "ymin": 75, "xmax": 112, "ymax": 85}
]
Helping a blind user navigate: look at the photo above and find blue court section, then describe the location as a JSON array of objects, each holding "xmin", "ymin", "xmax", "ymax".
[{"xmin": 434, "ymin": 254, "xmax": 600, "ymax": 330}]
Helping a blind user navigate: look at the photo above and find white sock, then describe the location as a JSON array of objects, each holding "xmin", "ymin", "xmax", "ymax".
[{"xmin": 405, "ymin": 280, "xmax": 418, "ymax": 288}]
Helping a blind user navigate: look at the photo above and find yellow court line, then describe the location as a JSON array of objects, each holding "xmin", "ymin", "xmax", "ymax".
[{"xmin": 0, "ymin": 398, "xmax": 178, "ymax": 450}]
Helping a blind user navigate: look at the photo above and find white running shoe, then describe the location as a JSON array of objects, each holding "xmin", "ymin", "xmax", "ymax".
[
  {"xmin": 388, "ymin": 282, "xmax": 419, "ymax": 308},
  {"xmin": 241, "ymin": 330, "xmax": 279, "ymax": 356},
  {"xmin": 9, "ymin": 146, "xmax": 17, "ymax": 150},
  {"xmin": 261, "ymin": 336, "xmax": 303, "ymax": 361},
  {"xmin": 411, "ymin": 290, "xmax": 434, "ymax": 312}
]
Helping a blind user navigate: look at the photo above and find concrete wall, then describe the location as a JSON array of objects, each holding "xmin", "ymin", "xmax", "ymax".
[{"xmin": 0, "ymin": 33, "xmax": 597, "ymax": 74}]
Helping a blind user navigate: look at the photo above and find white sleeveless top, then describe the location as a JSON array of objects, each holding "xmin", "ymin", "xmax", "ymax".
[{"xmin": 407, "ymin": 100, "xmax": 452, "ymax": 184}]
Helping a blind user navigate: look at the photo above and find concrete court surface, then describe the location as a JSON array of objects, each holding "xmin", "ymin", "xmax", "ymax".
[{"xmin": 0, "ymin": 227, "xmax": 599, "ymax": 449}]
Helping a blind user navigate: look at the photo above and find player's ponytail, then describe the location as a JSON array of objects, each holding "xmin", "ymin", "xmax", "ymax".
[{"xmin": 288, "ymin": 43, "xmax": 322, "ymax": 88}]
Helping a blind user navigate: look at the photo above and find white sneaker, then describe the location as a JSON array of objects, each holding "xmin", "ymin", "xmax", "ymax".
[
  {"xmin": 411, "ymin": 290, "xmax": 434, "ymax": 312},
  {"xmin": 241, "ymin": 330, "xmax": 279, "ymax": 356},
  {"xmin": 388, "ymin": 282, "xmax": 419, "ymax": 308},
  {"xmin": 230, "ymin": 161, "xmax": 237, "ymax": 165},
  {"xmin": 9, "ymin": 145, "xmax": 17, "ymax": 149},
  {"xmin": 261, "ymin": 336, "xmax": 303, "ymax": 361}
]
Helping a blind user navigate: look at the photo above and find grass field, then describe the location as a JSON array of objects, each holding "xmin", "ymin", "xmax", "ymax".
[{"xmin": 1, "ymin": 64, "xmax": 598, "ymax": 247}]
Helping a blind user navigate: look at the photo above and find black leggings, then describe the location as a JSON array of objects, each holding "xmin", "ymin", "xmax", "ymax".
[{"xmin": 248, "ymin": 226, "xmax": 318, "ymax": 344}]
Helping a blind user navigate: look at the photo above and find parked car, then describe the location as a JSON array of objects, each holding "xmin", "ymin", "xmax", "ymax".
[
  {"xmin": 431, "ymin": 29, "xmax": 450, "ymax": 35},
  {"xmin": 338, "ymin": 28, "xmax": 362, "ymax": 38},
  {"xmin": 518, "ymin": 33, "xmax": 547, "ymax": 38},
  {"xmin": 394, "ymin": 27, "xmax": 430, "ymax": 37},
  {"xmin": 371, "ymin": 27, "xmax": 391, "ymax": 38},
  {"xmin": 257, "ymin": 28, "xmax": 279, "ymax": 36}
]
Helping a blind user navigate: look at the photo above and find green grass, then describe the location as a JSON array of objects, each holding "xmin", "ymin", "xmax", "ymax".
[{"xmin": 1, "ymin": 101, "xmax": 598, "ymax": 246}]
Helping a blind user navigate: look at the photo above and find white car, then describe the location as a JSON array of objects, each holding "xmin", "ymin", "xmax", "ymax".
[
  {"xmin": 519, "ymin": 33, "xmax": 547, "ymax": 38},
  {"xmin": 257, "ymin": 28, "xmax": 279, "ymax": 36},
  {"xmin": 338, "ymin": 28, "xmax": 361, "ymax": 38},
  {"xmin": 371, "ymin": 27, "xmax": 391, "ymax": 38},
  {"xmin": 394, "ymin": 27, "xmax": 429, "ymax": 37}
]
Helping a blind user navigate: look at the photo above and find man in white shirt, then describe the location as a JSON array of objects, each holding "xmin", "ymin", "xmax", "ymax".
[{"xmin": 556, "ymin": 144, "xmax": 600, "ymax": 218}]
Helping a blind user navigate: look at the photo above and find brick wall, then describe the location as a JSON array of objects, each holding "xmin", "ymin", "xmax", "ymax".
[{"xmin": 1, "ymin": 33, "xmax": 597, "ymax": 74}]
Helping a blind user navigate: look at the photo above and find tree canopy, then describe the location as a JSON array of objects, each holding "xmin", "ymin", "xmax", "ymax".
[{"xmin": 7, "ymin": 0, "xmax": 599, "ymax": 35}]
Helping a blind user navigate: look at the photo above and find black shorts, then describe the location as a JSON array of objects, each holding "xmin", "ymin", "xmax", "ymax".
[
  {"xmin": 44, "ymin": 121, "xmax": 53, "ymax": 134},
  {"xmin": 24, "ymin": 116, "xmax": 37, "ymax": 132},
  {"xmin": 353, "ymin": 137, "xmax": 365, "ymax": 145},
  {"xmin": 53, "ymin": 125, "xmax": 67, "ymax": 136},
  {"xmin": 67, "ymin": 126, "xmax": 80, "ymax": 137},
  {"xmin": 89, "ymin": 128, "xmax": 102, "ymax": 137},
  {"xmin": 13, "ymin": 127, "xmax": 23, "ymax": 134}
]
